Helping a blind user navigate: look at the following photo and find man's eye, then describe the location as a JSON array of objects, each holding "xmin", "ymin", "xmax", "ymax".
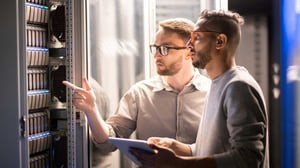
[{"xmin": 195, "ymin": 35, "xmax": 201, "ymax": 41}]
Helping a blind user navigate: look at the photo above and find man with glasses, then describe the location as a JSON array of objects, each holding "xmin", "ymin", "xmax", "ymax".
[
  {"xmin": 131, "ymin": 10, "xmax": 269, "ymax": 168},
  {"xmin": 63, "ymin": 18, "xmax": 211, "ymax": 167}
]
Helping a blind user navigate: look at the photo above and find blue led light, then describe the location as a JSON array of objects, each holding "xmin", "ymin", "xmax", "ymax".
[
  {"xmin": 25, "ymin": 2, "xmax": 48, "ymax": 10},
  {"xmin": 27, "ymin": 89, "xmax": 50, "ymax": 95},
  {"xmin": 27, "ymin": 47, "xmax": 49, "ymax": 52},
  {"xmin": 28, "ymin": 131, "xmax": 50, "ymax": 140}
]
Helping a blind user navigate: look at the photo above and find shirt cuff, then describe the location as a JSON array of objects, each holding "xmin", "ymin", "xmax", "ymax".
[{"xmin": 189, "ymin": 143, "xmax": 196, "ymax": 156}]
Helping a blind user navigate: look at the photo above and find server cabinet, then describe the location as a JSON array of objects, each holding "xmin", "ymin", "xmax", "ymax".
[{"xmin": 0, "ymin": 0, "xmax": 88, "ymax": 167}]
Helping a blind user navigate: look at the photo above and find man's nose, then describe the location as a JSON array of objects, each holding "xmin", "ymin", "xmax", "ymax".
[{"xmin": 186, "ymin": 39, "xmax": 193, "ymax": 47}]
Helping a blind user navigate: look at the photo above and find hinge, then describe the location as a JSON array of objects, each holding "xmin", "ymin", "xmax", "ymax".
[{"xmin": 21, "ymin": 115, "xmax": 27, "ymax": 138}]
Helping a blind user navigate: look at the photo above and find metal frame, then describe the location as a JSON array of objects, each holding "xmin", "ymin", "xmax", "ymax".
[{"xmin": 65, "ymin": 0, "xmax": 89, "ymax": 167}]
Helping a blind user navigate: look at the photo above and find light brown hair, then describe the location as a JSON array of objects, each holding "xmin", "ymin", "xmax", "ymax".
[{"xmin": 159, "ymin": 18, "xmax": 195, "ymax": 42}]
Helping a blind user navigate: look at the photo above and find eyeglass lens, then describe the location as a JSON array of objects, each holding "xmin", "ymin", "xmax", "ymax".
[{"xmin": 150, "ymin": 45, "xmax": 168, "ymax": 56}]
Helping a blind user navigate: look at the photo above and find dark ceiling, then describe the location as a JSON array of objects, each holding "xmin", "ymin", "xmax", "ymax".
[{"xmin": 229, "ymin": 0, "xmax": 273, "ymax": 15}]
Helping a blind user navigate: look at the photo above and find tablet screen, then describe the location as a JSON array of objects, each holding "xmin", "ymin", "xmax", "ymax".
[{"xmin": 108, "ymin": 137, "xmax": 155, "ymax": 166}]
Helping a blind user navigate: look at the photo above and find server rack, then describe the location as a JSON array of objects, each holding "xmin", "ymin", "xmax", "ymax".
[{"xmin": 0, "ymin": 0, "xmax": 88, "ymax": 167}]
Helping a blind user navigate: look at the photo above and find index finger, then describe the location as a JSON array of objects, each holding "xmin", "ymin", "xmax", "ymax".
[
  {"xmin": 62, "ymin": 81, "xmax": 77, "ymax": 89},
  {"xmin": 82, "ymin": 77, "xmax": 92, "ymax": 91}
]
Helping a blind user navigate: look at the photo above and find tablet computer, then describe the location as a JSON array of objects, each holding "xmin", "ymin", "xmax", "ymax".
[{"xmin": 108, "ymin": 137, "xmax": 155, "ymax": 166}]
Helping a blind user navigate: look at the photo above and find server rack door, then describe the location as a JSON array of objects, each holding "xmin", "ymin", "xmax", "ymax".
[{"xmin": 0, "ymin": 0, "xmax": 28, "ymax": 167}]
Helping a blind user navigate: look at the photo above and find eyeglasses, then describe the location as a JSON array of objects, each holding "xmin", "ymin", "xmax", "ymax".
[
  {"xmin": 190, "ymin": 31, "xmax": 221, "ymax": 44},
  {"xmin": 149, "ymin": 45, "xmax": 187, "ymax": 56}
]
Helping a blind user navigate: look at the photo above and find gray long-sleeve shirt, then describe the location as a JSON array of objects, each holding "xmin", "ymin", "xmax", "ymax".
[{"xmin": 192, "ymin": 66, "xmax": 269, "ymax": 168}]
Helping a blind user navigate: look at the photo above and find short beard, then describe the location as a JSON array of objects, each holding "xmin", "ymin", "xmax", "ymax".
[
  {"xmin": 157, "ymin": 69, "xmax": 170, "ymax": 75},
  {"xmin": 193, "ymin": 52, "xmax": 211, "ymax": 69},
  {"xmin": 156, "ymin": 57, "xmax": 182, "ymax": 76},
  {"xmin": 192, "ymin": 60, "xmax": 201, "ymax": 69}
]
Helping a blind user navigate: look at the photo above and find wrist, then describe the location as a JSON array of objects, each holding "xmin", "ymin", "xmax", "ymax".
[{"xmin": 85, "ymin": 102, "xmax": 98, "ymax": 114}]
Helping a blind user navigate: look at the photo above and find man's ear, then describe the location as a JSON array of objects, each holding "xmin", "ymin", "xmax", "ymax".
[{"xmin": 216, "ymin": 34, "xmax": 227, "ymax": 49}]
